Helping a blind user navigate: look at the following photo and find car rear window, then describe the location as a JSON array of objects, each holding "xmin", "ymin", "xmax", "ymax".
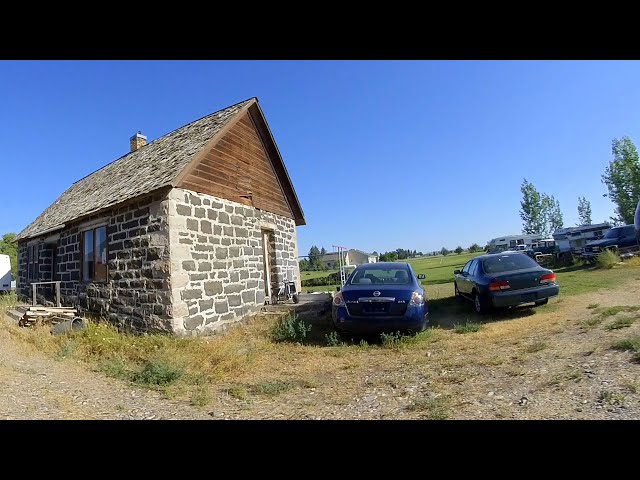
[
  {"xmin": 350, "ymin": 267, "xmax": 411, "ymax": 285},
  {"xmin": 482, "ymin": 254, "xmax": 539, "ymax": 274}
]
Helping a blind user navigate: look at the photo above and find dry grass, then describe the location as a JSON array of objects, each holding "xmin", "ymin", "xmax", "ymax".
[
  {"xmin": 3, "ymin": 262, "xmax": 640, "ymax": 419},
  {"xmin": 624, "ymin": 257, "xmax": 640, "ymax": 267}
]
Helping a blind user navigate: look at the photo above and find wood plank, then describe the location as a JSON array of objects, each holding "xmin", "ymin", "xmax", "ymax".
[
  {"xmin": 173, "ymin": 100, "xmax": 255, "ymax": 187},
  {"xmin": 207, "ymin": 147, "xmax": 286, "ymax": 196},
  {"xmin": 180, "ymin": 181, "xmax": 253, "ymax": 207},
  {"xmin": 189, "ymin": 160, "xmax": 291, "ymax": 214}
]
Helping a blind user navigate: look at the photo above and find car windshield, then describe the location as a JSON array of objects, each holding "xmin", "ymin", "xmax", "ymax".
[
  {"xmin": 482, "ymin": 254, "xmax": 539, "ymax": 274},
  {"xmin": 350, "ymin": 267, "xmax": 411, "ymax": 285}
]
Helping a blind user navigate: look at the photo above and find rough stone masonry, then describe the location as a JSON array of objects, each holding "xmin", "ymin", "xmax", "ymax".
[{"xmin": 168, "ymin": 188, "xmax": 300, "ymax": 336}]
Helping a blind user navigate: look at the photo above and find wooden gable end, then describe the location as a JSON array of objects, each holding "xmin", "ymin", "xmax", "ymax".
[{"xmin": 177, "ymin": 111, "xmax": 294, "ymax": 220}]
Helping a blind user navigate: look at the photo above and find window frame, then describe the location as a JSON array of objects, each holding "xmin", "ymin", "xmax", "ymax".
[
  {"xmin": 27, "ymin": 243, "xmax": 38, "ymax": 281},
  {"xmin": 462, "ymin": 260, "xmax": 472, "ymax": 274},
  {"xmin": 468, "ymin": 259, "xmax": 478, "ymax": 276},
  {"xmin": 81, "ymin": 224, "xmax": 108, "ymax": 283}
]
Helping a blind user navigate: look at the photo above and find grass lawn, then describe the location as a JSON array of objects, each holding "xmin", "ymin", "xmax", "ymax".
[
  {"xmin": 300, "ymin": 269, "xmax": 339, "ymax": 281},
  {"xmin": 301, "ymin": 252, "xmax": 483, "ymax": 293},
  {"xmin": 408, "ymin": 252, "xmax": 484, "ymax": 285}
]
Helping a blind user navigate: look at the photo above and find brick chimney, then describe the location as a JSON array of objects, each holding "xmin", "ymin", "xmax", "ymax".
[{"xmin": 130, "ymin": 131, "xmax": 147, "ymax": 152}]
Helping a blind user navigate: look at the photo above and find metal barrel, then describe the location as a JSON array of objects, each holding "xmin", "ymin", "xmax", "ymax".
[{"xmin": 51, "ymin": 317, "xmax": 86, "ymax": 335}]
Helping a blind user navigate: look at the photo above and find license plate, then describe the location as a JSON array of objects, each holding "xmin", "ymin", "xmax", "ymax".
[{"xmin": 521, "ymin": 293, "xmax": 536, "ymax": 302}]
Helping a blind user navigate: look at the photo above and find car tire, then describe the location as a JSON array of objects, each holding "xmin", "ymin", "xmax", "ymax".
[
  {"xmin": 535, "ymin": 298, "xmax": 549, "ymax": 306},
  {"xmin": 474, "ymin": 291, "xmax": 490, "ymax": 315}
]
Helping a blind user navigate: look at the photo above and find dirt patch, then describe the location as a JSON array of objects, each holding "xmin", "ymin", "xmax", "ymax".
[{"xmin": 2, "ymin": 279, "xmax": 640, "ymax": 419}]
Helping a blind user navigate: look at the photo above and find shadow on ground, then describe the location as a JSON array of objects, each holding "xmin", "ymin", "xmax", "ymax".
[{"xmin": 428, "ymin": 296, "xmax": 537, "ymax": 330}]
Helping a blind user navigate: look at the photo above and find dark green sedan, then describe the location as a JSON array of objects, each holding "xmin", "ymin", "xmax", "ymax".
[{"xmin": 453, "ymin": 252, "xmax": 560, "ymax": 314}]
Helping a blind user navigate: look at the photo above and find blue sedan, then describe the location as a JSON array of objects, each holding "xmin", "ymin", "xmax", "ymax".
[
  {"xmin": 454, "ymin": 252, "xmax": 560, "ymax": 314},
  {"xmin": 332, "ymin": 262, "xmax": 429, "ymax": 335}
]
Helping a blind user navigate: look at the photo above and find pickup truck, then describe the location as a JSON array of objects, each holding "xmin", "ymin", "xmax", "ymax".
[{"xmin": 581, "ymin": 224, "xmax": 639, "ymax": 260}]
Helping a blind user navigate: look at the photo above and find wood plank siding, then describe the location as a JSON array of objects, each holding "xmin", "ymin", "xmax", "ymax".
[{"xmin": 178, "ymin": 112, "xmax": 294, "ymax": 220}]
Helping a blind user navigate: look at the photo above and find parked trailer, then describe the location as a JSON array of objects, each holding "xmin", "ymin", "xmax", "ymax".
[
  {"xmin": 487, "ymin": 234, "xmax": 543, "ymax": 252},
  {"xmin": 0, "ymin": 254, "xmax": 13, "ymax": 293},
  {"xmin": 553, "ymin": 223, "xmax": 611, "ymax": 256}
]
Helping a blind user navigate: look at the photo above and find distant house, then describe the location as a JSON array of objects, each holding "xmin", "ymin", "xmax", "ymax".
[
  {"xmin": 15, "ymin": 97, "xmax": 305, "ymax": 336},
  {"xmin": 319, "ymin": 249, "xmax": 378, "ymax": 269}
]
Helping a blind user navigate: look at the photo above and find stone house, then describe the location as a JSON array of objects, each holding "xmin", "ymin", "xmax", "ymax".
[{"xmin": 15, "ymin": 97, "xmax": 305, "ymax": 335}]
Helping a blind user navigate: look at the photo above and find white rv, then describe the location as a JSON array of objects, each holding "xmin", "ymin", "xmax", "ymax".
[
  {"xmin": 552, "ymin": 223, "xmax": 610, "ymax": 254},
  {"xmin": 487, "ymin": 234, "xmax": 543, "ymax": 252},
  {"xmin": 0, "ymin": 254, "xmax": 14, "ymax": 293}
]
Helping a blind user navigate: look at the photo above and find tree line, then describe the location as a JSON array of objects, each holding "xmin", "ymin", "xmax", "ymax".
[{"xmin": 520, "ymin": 135, "xmax": 640, "ymax": 235}]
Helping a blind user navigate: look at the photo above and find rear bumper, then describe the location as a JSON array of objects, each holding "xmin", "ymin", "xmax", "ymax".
[
  {"xmin": 332, "ymin": 305, "xmax": 429, "ymax": 333},
  {"xmin": 490, "ymin": 284, "xmax": 560, "ymax": 308}
]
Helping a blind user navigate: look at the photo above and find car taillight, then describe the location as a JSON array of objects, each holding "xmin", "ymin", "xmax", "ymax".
[
  {"xmin": 410, "ymin": 291, "xmax": 424, "ymax": 306},
  {"xmin": 333, "ymin": 293, "xmax": 345, "ymax": 307},
  {"xmin": 539, "ymin": 273, "xmax": 556, "ymax": 284},
  {"xmin": 489, "ymin": 280, "xmax": 510, "ymax": 291}
]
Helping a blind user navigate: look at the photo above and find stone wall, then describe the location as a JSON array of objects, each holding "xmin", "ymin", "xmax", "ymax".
[
  {"xmin": 16, "ymin": 186, "xmax": 302, "ymax": 336},
  {"xmin": 168, "ymin": 187, "xmax": 299, "ymax": 335},
  {"xmin": 18, "ymin": 189, "xmax": 173, "ymax": 333}
]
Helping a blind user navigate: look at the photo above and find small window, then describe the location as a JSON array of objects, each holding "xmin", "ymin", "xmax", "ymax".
[
  {"xmin": 462, "ymin": 261, "xmax": 472, "ymax": 274},
  {"xmin": 468, "ymin": 260, "xmax": 478, "ymax": 276},
  {"xmin": 509, "ymin": 240, "xmax": 517, "ymax": 247},
  {"xmin": 516, "ymin": 239, "xmax": 525, "ymax": 245},
  {"xmin": 82, "ymin": 225, "xmax": 108, "ymax": 282},
  {"xmin": 28, "ymin": 244, "xmax": 38, "ymax": 280}
]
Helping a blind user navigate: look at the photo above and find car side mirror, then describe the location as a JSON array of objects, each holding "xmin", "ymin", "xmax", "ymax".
[
  {"xmin": 417, "ymin": 274, "xmax": 426, "ymax": 280},
  {"xmin": 453, "ymin": 269, "xmax": 461, "ymax": 275}
]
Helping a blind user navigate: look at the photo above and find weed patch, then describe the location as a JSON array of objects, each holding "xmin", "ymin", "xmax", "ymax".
[{"xmin": 269, "ymin": 314, "xmax": 311, "ymax": 343}]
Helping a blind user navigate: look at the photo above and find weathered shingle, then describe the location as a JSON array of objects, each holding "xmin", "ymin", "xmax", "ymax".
[{"xmin": 17, "ymin": 98, "xmax": 252, "ymax": 240}]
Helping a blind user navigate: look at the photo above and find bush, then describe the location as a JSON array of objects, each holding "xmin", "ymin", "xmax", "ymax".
[
  {"xmin": 132, "ymin": 359, "xmax": 184, "ymax": 386},
  {"xmin": 325, "ymin": 331, "xmax": 342, "ymax": 347},
  {"xmin": 301, "ymin": 271, "xmax": 343, "ymax": 287},
  {"xmin": 596, "ymin": 249, "xmax": 620, "ymax": 269},
  {"xmin": 269, "ymin": 314, "xmax": 311, "ymax": 343}
]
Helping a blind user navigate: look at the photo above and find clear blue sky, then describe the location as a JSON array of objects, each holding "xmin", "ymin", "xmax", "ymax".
[{"xmin": 1, "ymin": 60, "xmax": 637, "ymax": 256}]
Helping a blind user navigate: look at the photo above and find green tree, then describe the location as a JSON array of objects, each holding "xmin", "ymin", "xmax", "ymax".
[
  {"xmin": 602, "ymin": 136, "xmax": 640, "ymax": 225},
  {"xmin": 308, "ymin": 245, "xmax": 321, "ymax": 270},
  {"xmin": 520, "ymin": 179, "xmax": 546, "ymax": 235},
  {"xmin": 454, "ymin": 246, "xmax": 464, "ymax": 254},
  {"xmin": 440, "ymin": 247, "xmax": 450, "ymax": 256},
  {"xmin": 542, "ymin": 194, "xmax": 563, "ymax": 235},
  {"xmin": 577, "ymin": 196, "xmax": 592, "ymax": 225},
  {"xmin": 320, "ymin": 247, "xmax": 326, "ymax": 255},
  {"xmin": 0, "ymin": 233, "xmax": 18, "ymax": 277},
  {"xmin": 468, "ymin": 243, "xmax": 481, "ymax": 253}
]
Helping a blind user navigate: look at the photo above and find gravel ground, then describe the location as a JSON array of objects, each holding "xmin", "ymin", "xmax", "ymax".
[{"xmin": 0, "ymin": 328, "xmax": 212, "ymax": 420}]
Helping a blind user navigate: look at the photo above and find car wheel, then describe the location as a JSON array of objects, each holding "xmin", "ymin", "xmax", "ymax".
[
  {"xmin": 535, "ymin": 298, "xmax": 548, "ymax": 306},
  {"xmin": 474, "ymin": 291, "xmax": 490, "ymax": 314}
]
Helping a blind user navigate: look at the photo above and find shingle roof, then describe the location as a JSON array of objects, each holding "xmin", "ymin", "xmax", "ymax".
[{"xmin": 17, "ymin": 98, "xmax": 253, "ymax": 240}]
